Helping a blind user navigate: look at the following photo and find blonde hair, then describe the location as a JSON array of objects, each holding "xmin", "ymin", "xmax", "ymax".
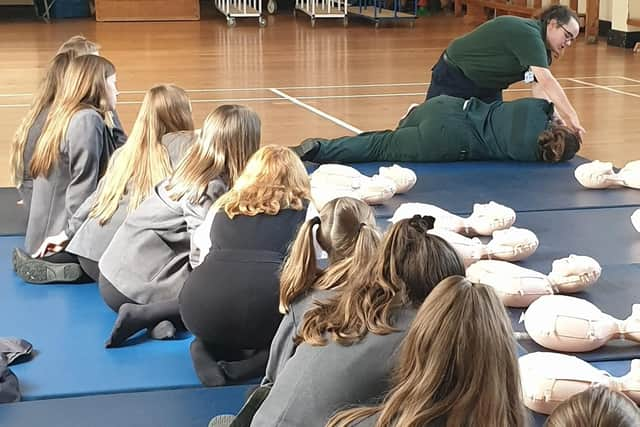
[
  {"xmin": 165, "ymin": 104, "xmax": 260, "ymax": 204},
  {"xmin": 279, "ymin": 197, "xmax": 380, "ymax": 314},
  {"xmin": 57, "ymin": 35, "xmax": 100, "ymax": 56},
  {"xmin": 328, "ymin": 276, "xmax": 528, "ymax": 427},
  {"xmin": 214, "ymin": 144, "xmax": 310, "ymax": 219},
  {"xmin": 89, "ymin": 84, "xmax": 194, "ymax": 224},
  {"xmin": 10, "ymin": 52, "xmax": 74, "ymax": 187},
  {"xmin": 298, "ymin": 216, "xmax": 466, "ymax": 346},
  {"xmin": 30, "ymin": 55, "xmax": 116, "ymax": 179},
  {"xmin": 545, "ymin": 386, "xmax": 640, "ymax": 427}
]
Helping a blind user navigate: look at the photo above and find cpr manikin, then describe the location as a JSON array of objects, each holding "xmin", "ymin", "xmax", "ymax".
[
  {"xmin": 391, "ymin": 202, "xmax": 516, "ymax": 236},
  {"xmin": 309, "ymin": 164, "xmax": 417, "ymax": 210},
  {"xmin": 466, "ymin": 255, "xmax": 601, "ymax": 307},
  {"xmin": 429, "ymin": 227, "xmax": 539, "ymax": 267},
  {"xmin": 519, "ymin": 352, "xmax": 640, "ymax": 414},
  {"xmin": 575, "ymin": 160, "xmax": 640, "ymax": 189},
  {"xmin": 523, "ymin": 295, "xmax": 640, "ymax": 352},
  {"xmin": 631, "ymin": 209, "xmax": 640, "ymax": 232}
]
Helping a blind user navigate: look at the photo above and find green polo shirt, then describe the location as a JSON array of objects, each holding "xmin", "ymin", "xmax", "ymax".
[{"xmin": 446, "ymin": 16, "xmax": 550, "ymax": 90}]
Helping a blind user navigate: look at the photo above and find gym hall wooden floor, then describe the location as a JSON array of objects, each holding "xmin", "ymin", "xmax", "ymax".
[{"xmin": 0, "ymin": 7, "xmax": 639, "ymax": 187}]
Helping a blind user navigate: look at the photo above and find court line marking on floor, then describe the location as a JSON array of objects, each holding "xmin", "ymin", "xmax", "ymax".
[
  {"xmin": 0, "ymin": 85, "xmax": 630, "ymax": 108},
  {"xmin": 615, "ymin": 76, "xmax": 640, "ymax": 84},
  {"xmin": 269, "ymin": 88, "xmax": 363, "ymax": 134},
  {"xmin": 567, "ymin": 78, "xmax": 640, "ymax": 99},
  {"xmin": 2, "ymin": 81, "xmax": 640, "ymax": 108},
  {"xmin": 0, "ymin": 75, "xmax": 636, "ymax": 98}
]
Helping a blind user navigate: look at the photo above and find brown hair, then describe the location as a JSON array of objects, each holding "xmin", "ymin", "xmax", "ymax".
[
  {"xmin": 89, "ymin": 84, "xmax": 194, "ymax": 224},
  {"xmin": 328, "ymin": 276, "xmax": 528, "ymax": 427},
  {"xmin": 56, "ymin": 35, "xmax": 100, "ymax": 56},
  {"xmin": 298, "ymin": 215, "xmax": 466, "ymax": 346},
  {"xmin": 279, "ymin": 197, "xmax": 380, "ymax": 314},
  {"xmin": 538, "ymin": 5, "xmax": 580, "ymax": 27},
  {"xmin": 538, "ymin": 125, "xmax": 581, "ymax": 163},
  {"xmin": 10, "ymin": 51, "xmax": 74, "ymax": 187},
  {"xmin": 544, "ymin": 386, "xmax": 640, "ymax": 427},
  {"xmin": 165, "ymin": 104, "xmax": 260, "ymax": 203},
  {"xmin": 30, "ymin": 55, "xmax": 116, "ymax": 178}
]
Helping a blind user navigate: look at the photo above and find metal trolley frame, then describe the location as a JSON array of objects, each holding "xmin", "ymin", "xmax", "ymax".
[
  {"xmin": 214, "ymin": 0, "xmax": 267, "ymax": 26},
  {"xmin": 294, "ymin": 0, "xmax": 348, "ymax": 27},
  {"xmin": 347, "ymin": 0, "xmax": 416, "ymax": 28}
]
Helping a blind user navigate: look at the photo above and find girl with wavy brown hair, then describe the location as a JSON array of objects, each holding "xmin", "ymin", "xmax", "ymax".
[{"xmin": 246, "ymin": 215, "xmax": 466, "ymax": 427}]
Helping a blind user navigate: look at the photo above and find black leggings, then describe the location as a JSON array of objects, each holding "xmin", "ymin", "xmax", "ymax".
[
  {"xmin": 98, "ymin": 273, "xmax": 136, "ymax": 313},
  {"xmin": 179, "ymin": 251, "xmax": 284, "ymax": 352}
]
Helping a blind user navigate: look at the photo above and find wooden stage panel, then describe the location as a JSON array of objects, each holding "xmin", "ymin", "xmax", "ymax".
[{"xmin": 95, "ymin": 0, "xmax": 200, "ymax": 22}]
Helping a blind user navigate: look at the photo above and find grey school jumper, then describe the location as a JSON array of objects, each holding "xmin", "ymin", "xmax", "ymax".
[
  {"xmin": 25, "ymin": 109, "xmax": 117, "ymax": 254},
  {"xmin": 262, "ymin": 289, "xmax": 334, "ymax": 386},
  {"xmin": 65, "ymin": 131, "xmax": 195, "ymax": 262},
  {"xmin": 20, "ymin": 109, "xmax": 127, "ymax": 221},
  {"xmin": 98, "ymin": 177, "xmax": 226, "ymax": 304},
  {"xmin": 251, "ymin": 307, "xmax": 417, "ymax": 427}
]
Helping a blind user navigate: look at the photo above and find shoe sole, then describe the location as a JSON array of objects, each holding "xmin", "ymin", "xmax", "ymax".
[{"xmin": 14, "ymin": 249, "xmax": 82, "ymax": 284}]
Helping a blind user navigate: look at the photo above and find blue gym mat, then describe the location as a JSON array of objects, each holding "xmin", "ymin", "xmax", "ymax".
[
  {"xmin": 0, "ymin": 235, "xmax": 204, "ymax": 401},
  {"xmin": 0, "ymin": 385, "xmax": 250, "ymax": 427},
  {"xmin": 0, "ymin": 188, "xmax": 27, "ymax": 236},
  {"xmin": 509, "ymin": 263, "xmax": 640, "ymax": 362},
  {"xmin": 514, "ymin": 206, "xmax": 640, "ymax": 272},
  {"xmin": 319, "ymin": 157, "xmax": 640, "ymax": 217}
]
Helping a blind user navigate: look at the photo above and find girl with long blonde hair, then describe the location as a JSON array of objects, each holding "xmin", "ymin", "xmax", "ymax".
[
  {"xmin": 244, "ymin": 216, "xmax": 466, "ymax": 427},
  {"xmin": 327, "ymin": 276, "xmax": 528, "ymax": 427},
  {"xmin": 13, "ymin": 55, "xmax": 119, "ymax": 282},
  {"xmin": 97, "ymin": 104, "xmax": 260, "ymax": 342},
  {"xmin": 15, "ymin": 84, "xmax": 194, "ymax": 283}
]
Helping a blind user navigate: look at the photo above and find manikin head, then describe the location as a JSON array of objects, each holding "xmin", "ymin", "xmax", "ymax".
[{"xmin": 551, "ymin": 255, "xmax": 600, "ymax": 278}]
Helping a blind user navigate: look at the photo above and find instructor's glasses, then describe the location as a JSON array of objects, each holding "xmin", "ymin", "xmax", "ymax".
[{"xmin": 559, "ymin": 23, "xmax": 578, "ymax": 42}]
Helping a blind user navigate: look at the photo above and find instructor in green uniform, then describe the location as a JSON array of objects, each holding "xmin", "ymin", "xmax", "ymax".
[
  {"xmin": 426, "ymin": 5, "xmax": 585, "ymax": 136},
  {"xmin": 293, "ymin": 95, "xmax": 581, "ymax": 163}
]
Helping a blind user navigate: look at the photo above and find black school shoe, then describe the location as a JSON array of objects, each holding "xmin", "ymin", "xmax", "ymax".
[
  {"xmin": 12, "ymin": 248, "xmax": 83, "ymax": 284},
  {"xmin": 291, "ymin": 138, "xmax": 323, "ymax": 161}
]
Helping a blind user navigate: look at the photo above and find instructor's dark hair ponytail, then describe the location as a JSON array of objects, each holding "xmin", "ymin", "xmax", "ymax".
[{"xmin": 538, "ymin": 5, "xmax": 579, "ymax": 27}]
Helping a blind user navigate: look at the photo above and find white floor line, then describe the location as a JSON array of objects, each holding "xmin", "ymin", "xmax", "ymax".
[
  {"xmin": 1, "ymin": 75, "xmax": 635, "ymax": 98},
  {"xmin": 3, "ymin": 82, "xmax": 640, "ymax": 108},
  {"xmin": 0, "ymin": 86, "xmax": 621, "ymax": 108},
  {"xmin": 614, "ymin": 76, "xmax": 640, "ymax": 84},
  {"xmin": 567, "ymin": 78, "xmax": 640, "ymax": 99},
  {"xmin": 270, "ymin": 88, "xmax": 362, "ymax": 134}
]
